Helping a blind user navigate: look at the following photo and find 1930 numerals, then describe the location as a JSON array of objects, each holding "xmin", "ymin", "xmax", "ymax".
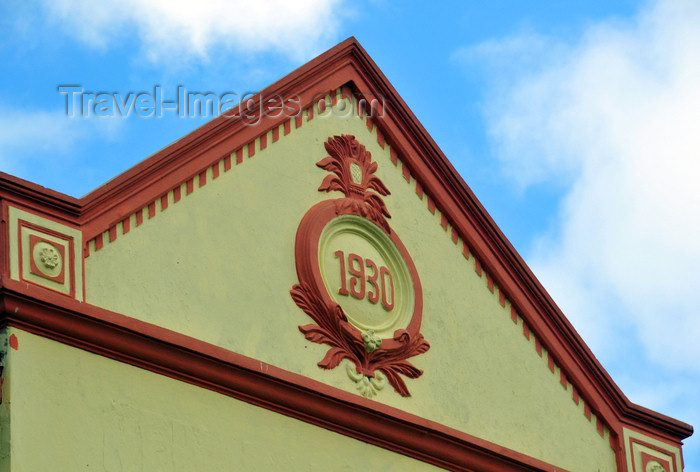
[{"xmin": 335, "ymin": 250, "xmax": 394, "ymax": 311}]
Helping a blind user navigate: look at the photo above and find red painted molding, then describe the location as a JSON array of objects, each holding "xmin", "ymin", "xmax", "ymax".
[
  {"xmin": 0, "ymin": 173, "xmax": 80, "ymax": 219},
  {"xmin": 0, "ymin": 278, "xmax": 564, "ymax": 472}
]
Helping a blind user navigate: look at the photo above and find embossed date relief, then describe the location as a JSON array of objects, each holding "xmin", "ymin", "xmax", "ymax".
[{"xmin": 334, "ymin": 250, "xmax": 394, "ymax": 311}]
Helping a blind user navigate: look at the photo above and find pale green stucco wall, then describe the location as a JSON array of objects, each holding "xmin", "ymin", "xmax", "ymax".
[
  {"xmin": 84, "ymin": 98, "xmax": 618, "ymax": 471},
  {"xmin": 0, "ymin": 331, "xmax": 9, "ymax": 472},
  {"xmin": 1, "ymin": 328, "xmax": 438, "ymax": 471}
]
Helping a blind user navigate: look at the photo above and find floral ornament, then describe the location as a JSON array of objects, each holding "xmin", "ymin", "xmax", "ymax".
[
  {"xmin": 316, "ymin": 134, "xmax": 391, "ymax": 233},
  {"xmin": 361, "ymin": 329, "xmax": 382, "ymax": 352},
  {"xmin": 291, "ymin": 283, "xmax": 429, "ymax": 397},
  {"xmin": 39, "ymin": 246, "xmax": 59, "ymax": 269},
  {"xmin": 346, "ymin": 362, "xmax": 386, "ymax": 398}
]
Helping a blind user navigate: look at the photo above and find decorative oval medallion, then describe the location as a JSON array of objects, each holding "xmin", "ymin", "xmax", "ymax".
[
  {"xmin": 290, "ymin": 134, "xmax": 429, "ymax": 397},
  {"xmin": 318, "ymin": 214, "xmax": 417, "ymax": 339},
  {"xmin": 32, "ymin": 240, "xmax": 63, "ymax": 277}
]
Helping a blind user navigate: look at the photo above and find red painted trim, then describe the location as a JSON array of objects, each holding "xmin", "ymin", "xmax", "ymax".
[
  {"xmin": 272, "ymin": 126, "xmax": 280, "ymax": 143},
  {"xmin": 260, "ymin": 133, "xmax": 267, "ymax": 151},
  {"xmin": 121, "ymin": 217, "xmax": 130, "ymax": 235},
  {"xmin": 560, "ymin": 371, "xmax": 568, "ymax": 389},
  {"xmin": 8, "ymin": 333, "xmax": 18, "ymax": 350},
  {"xmin": 402, "ymin": 163, "xmax": 411, "ymax": 182},
  {"xmin": 223, "ymin": 154, "xmax": 232, "ymax": 171},
  {"xmin": 451, "ymin": 228, "xmax": 458, "ymax": 244},
  {"xmin": 597, "ymin": 416, "xmax": 605, "ymax": 436},
  {"xmin": 366, "ymin": 117, "xmax": 373, "ymax": 131},
  {"xmin": 499, "ymin": 290, "xmax": 506, "ymax": 307},
  {"xmin": 341, "ymin": 84, "xmax": 352, "ymax": 100},
  {"xmin": 173, "ymin": 186, "xmax": 182, "ymax": 203},
  {"xmin": 212, "ymin": 162, "xmax": 220, "ymax": 179},
  {"xmin": 427, "ymin": 197, "xmax": 435, "ymax": 214},
  {"xmin": 0, "ymin": 279, "xmax": 565, "ymax": 472},
  {"xmin": 573, "ymin": 387, "xmax": 580, "ymax": 405},
  {"xmin": 60, "ymin": 223, "xmax": 76, "ymax": 295},
  {"xmin": 390, "ymin": 148, "xmax": 398, "ymax": 166},
  {"xmin": 147, "ymin": 202, "xmax": 156, "ymax": 219},
  {"xmin": 295, "ymin": 114, "xmax": 303, "ymax": 129},
  {"xmin": 535, "ymin": 338, "xmax": 543, "ymax": 357},
  {"xmin": 186, "ymin": 179, "xmax": 194, "ymax": 195},
  {"xmin": 462, "ymin": 242, "xmax": 470, "ymax": 260},
  {"xmin": 135, "ymin": 209, "xmax": 143, "ymax": 226},
  {"xmin": 486, "ymin": 273, "xmax": 494, "ymax": 292},
  {"xmin": 108, "ymin": 225, "xmax": 117, "ymax": 242},
  {"xmin": 547, "ymin": 352, "xmax": 555, "ymax": 373},
  {"xmin": 284, "ymin": 119, "xmax": 291, "ymax": 136},
  {"xmin": 377, "ymin": 128, "xmax": 385, "ymax": 149},
  {"xmin": 440, "ymin": 213, "xmax": 448, "ymax": 230},
  {"xmin": 510, "ymin": 306, "xmax": 518, "ymax": 324},
  {"xmin": 198, "ymin": 171, "xmax": 207, "ymax": 188},
  {"xmin": 474, "ymin": 258, "xmax": 482, "ymax": 276},
  {"xmin": 160, "ymin": 194, "xmax": 168, "ymax": 211},
  {"xmin": 1, "ymin": 203, "xmax": 9, "ymax": 278},
  {"xmin": 415, "ymin": 180, "xmax": 423, "ymax": 199},
  {"xmin": 236, "ymin": 149, "xmax": 243, "ymax": 165},
  {"xmin": 94, "ymin": 233, "xmax": 103, "ymax": 250},
  {"xmin": 585, "ymin": 403, "xmax": 592, "ymax": 421},
  {"xmin": 522, "ymin": 322, "xmax": 530, "ymax": 340},
  {"xmin": 306, "ymin": 105, "xmax": 314, "ymax": 121},
  {"xmin": 248, "ymin": 141, "xmax": 256, "ymax": 158}
]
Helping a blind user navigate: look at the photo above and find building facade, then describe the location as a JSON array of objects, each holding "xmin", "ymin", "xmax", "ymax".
[{"xmin": 0, "ymin": 39, "xmax": 692, "ymax": 471}]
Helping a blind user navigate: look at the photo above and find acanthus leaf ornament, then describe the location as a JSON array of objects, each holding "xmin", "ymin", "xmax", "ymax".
[
  {"xmin": 290, "ymin": 134, "xmax": 430, "ymax": 397},
  {"xmin": 316, "ymin": 135, "xmax": 391, "ymax": 233}
]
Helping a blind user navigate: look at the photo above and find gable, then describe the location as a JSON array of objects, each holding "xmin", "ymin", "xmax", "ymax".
[
  {"xmin": 0, "ymin": 38, "xmax": 691, "ymax": 471},
  {"xmin": 78, "ymin": 87, "xmax": 611, "ymax": 470}
]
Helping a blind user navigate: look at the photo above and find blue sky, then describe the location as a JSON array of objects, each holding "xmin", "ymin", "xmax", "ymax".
[{"xmin": 2, "ymin": 0, "xmax": 698, "ymax": 467}]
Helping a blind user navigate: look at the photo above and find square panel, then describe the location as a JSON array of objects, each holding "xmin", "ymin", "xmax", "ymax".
[
  {"xmin": 627, "ymin": 435, "xmax": 680, "ymax": 472},
  {"xmin": 29, "ymin": 234, "xmax": 67, "ymax": 284},
  {"xmin": 18, "ymin": 220, "xmax": 75, "ymax": 297}
]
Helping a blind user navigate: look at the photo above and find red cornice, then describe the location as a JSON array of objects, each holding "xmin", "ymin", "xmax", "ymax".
[
  {"xmin": 0, "ymin": 278, "xmax": 565, "ymax": 472},
  {"xmin": 0, "ymin": 173, "xmax": 81, "ymax": 219},
  {"xmin": 0, "ymin": 37, "xmax": 692, "ymax": 451}
]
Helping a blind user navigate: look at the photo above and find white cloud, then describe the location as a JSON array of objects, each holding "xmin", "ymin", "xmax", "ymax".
[
  {"xmin": 0, "ymin": 108, "xmax": 123, "ymax": 185},
  {"xmin": 39, "ymin": 0, "xmax": 346, "ymax": 62},
  {"xmin": 475, "ymin": 0, "xmax": 700, "ymax": 375}
]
